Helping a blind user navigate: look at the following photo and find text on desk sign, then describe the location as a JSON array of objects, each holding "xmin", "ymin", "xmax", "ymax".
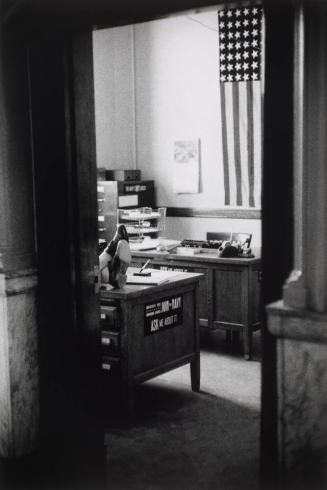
[
  {"xmin": 144, "ymin": 295, "xmax": 183, "ymax": 336},
  {"xmin": 124, "ymin": 184, "xmax": 147, "ymax": 193}
]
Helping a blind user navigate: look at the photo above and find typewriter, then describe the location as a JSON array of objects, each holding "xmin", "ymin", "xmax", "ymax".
[
  {"xmin": 178, "ymin": 234, "xmax": 253, "ymax": 257},
  {"xmin": 180, "ymin": 239, "xmax": 222, "ymax": 249}
]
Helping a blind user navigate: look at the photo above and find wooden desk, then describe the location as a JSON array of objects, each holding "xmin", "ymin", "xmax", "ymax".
[
  {"xmin": 100, "ymin": 271, "xmax": 202, "ymax": 413},
  {"xmin": 130, "ymin": 249, "xmax": 262, "ymax": 360}
]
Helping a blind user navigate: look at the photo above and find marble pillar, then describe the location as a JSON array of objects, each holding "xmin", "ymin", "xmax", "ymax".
[
  {"xmin": 0, "ymin": 25, "xmax": 40, "ymax": 456},
  {"xmin": 268, "ymin": 302, "xmax": 327, "ymax": 472},
  {"xmin": 267, "ymin": 1, "xmax": 327, "ymax": 481}
]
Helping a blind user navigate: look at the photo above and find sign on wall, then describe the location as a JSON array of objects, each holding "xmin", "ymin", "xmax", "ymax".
[
  {"xmin": 144, "ymin": 295, "xmax": 183, "ymax": 336},
  {"xmin": 173, "ymin": 140, "xmax": 200, "ymax": 194}
]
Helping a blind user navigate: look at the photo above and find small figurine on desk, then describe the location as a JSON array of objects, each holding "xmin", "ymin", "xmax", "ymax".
[{"xmin": 99, "ymin": 224, "xmax": 131, "ymax": 288}]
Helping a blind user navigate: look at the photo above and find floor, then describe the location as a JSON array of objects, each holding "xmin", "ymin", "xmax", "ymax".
[
  {"xmin": 0, "ymin": 330, "xmax": 262, "ymax": 490},
  {"xmin": 103, "ymin": 330, "xmax": 262, "ymax": 490}
]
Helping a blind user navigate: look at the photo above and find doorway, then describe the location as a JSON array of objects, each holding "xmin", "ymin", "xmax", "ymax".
[{"xmin": 92, "ymin": 7, "xmax": 263, "ymax": 489}]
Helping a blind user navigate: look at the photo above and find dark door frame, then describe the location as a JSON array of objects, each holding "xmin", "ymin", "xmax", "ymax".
[{"xmin": 4, "ymin": 0, "xmax": 296, "ymax": 488}]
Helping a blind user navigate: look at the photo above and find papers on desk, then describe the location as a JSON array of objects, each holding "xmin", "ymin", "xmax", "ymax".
[
  {"xmin": 175, "ymin": 246, "xmax": 202, "ymax": 255},
  {"xmin": 126, "ymin": 268, "xmax": 180, "ymax": 285},
  {"xmin": 129, "ymin": 239, "xmax": 181, "ymax": 252}
]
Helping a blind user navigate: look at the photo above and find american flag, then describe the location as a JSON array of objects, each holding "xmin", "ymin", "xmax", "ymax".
[{"xmin": 218, "ymin": 5, "xmax": 263, "ymax": 208}]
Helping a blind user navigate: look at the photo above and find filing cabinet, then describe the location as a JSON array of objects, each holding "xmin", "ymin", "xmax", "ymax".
[{"xmin": 97, "ymin": 180, "xmax": 155, "ymax": 244}]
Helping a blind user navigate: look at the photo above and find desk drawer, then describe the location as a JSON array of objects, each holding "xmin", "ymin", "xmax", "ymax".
[
  {"xmin": 101, "ymin": 330, "xmax": 120, "ymax": 352},
  {"xmin": 100, "ymin": 305, "xmax": 119, "ymax": 330},
  {"xmin": 102, "ymin": 354, "xmax": 120, "ymax": 374}
]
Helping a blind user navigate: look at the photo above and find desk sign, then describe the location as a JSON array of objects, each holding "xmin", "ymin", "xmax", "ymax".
[{"xmin": 144, "ymin": 295, "xmax": 183, "ymax": 336}]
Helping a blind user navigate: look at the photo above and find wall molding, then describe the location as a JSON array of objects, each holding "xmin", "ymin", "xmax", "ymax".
[
  {"xmin": 267, "ymin": 300, "xmax": 327, "ymax": 344},
  {"xmin": 0, "ymin": 269, "xmax": 38, "ymax": 296},
  {"xmin": 165, "ymin": 207, "xmax": 261, "ymax": 219}
]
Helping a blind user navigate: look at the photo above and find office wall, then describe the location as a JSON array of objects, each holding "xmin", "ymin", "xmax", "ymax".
[
  {"xmin": 133, "ymin": 13, "xmax": 224, "ymax": 208},
  {"xmin": 93, "ymin": 26, "xmax": 135, "ymax": 169},
  {"xmin": 93, "ymin": 12, "xmax": 262, "ymax": 247}
]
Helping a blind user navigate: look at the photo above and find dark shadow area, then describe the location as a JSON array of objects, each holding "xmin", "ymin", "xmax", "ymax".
[
  {"xmin": 200, "ymin": 329, "xmax": 262, "ymax": 362},
  {"xmin": 0, "ymin": 438, "xmax": 105, "ymax": 490}
]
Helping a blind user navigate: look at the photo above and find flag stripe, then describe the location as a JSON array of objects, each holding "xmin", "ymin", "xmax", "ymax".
[
  {"xmin": 253, "ymin": 81, "xmax": 262, "ymax": 207},
  {"xmin": 225, "ymin": 83, "xmax": 237, "ymax": 206},
  {"xmin": 239, "ymin": 82, "xmax": 250, "ymax": 207},
  {"xmin": 220, "ymin": 83, "xmax": 230, "ymax": 205},
  {"xmin": 232, "ymin": 83, "xmax": 242, "ymax": 205},
  {"xmin": 246, "ymin": 82, "xmax": 255, "ymax": 207}
]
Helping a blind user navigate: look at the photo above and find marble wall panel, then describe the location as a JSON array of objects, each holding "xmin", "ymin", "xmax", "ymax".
[
  {"xmin": 277, "ymin": 336, "xmax": 327, "ymax": 470},
  {"xmin": 0, "ymin": 271, "xmax": 39, "ymax": 457}
]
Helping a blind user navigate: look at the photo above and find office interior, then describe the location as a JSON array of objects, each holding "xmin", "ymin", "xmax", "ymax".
[{"xmin": 1, "ymin": 1, "xmax": 327, "ymax": 490}]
